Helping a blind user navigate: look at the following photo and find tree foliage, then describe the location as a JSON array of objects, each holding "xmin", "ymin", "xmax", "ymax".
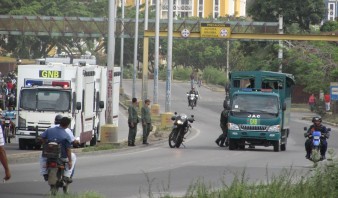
[{"xmin": 248, "ymin": 0, "xmax": 325, "ymax": 32}]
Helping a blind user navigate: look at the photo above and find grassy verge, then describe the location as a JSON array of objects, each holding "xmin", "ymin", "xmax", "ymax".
[{"xmin": 159, "ymin": 150, "xmax": 338, "ymax": 198}]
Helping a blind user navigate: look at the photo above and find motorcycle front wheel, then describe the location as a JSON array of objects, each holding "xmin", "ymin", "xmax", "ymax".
[
  {"xmin": 168, "ymin": 130, "xmax": 177, "ymax": 148},
  {"xmin": 175, "ymin": 131, "xmax": 184, "ymax": 148}
]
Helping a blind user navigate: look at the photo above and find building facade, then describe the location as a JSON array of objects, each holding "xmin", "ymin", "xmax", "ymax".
[
  {"xmin": 124, "ymin": 0, "xmax": 246, "ymax": 19},
  {"xmin": 326, "ymin": 0, "xmax": 338, "ymax": 21}
]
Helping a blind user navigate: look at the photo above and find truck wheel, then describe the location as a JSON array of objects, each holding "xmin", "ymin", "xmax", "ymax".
[
  {"xmin": 228, "ymin": 139, "xmax": 237, "ymax": 150},
  {"xmin": 19, "ymin": 139, "xmax": 26, "ymax": 150},
  {"xmin": 90, "ymin": 133, "xmax": 97, "ymax": 146},
  {"xmin": 281, "ymin": 143, "xmax": 286, "ymax": 151},
  {"xmin": 273, "ymin": 140, "xmax": 280, "ymax": 152}
]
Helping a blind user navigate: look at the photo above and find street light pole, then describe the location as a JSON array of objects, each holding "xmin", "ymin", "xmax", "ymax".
[
  {"xmin": 132, "ymin": 0, "xmax": 140, "ymax": 99},
  {"xmin": 166, "ymin": 0, "xmax": 173, "ymax": 113},
  {"xmin": 142, "ymin": 0, "xmax": 149, "ymax": 102},
  {"xmin": 278, "ymin": 14, "xmax": 283, "ymax": 72},
  {"xmin": 120, "ymin": 0, "xmax": 125, "ymax": 94}
]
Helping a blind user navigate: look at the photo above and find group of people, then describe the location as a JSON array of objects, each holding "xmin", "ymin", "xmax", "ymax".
[
  {"xmin": 127, "ymin": 98, "xmax": 152, "ymax": 146},
  {"xmin": 308, "ymin": 93, "xmax": 331, "ymax": 112}
]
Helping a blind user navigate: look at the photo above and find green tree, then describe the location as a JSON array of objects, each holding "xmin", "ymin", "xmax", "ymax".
[{"xmin": 248, "ymin": 0, "xmax": 325, "ymax": 32}]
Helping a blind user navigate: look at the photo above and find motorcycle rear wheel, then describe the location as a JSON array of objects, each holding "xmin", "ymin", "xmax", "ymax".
[
  {"xmin": 4, "ymin": 127, "xmax": 10, "ymax": 143},
  {"xmin": 50, "ymin": 185, "xmax": 58, "ymax": 196},
  {"xmin": 63, "ymin": 184, "xmax": 69, "ymax": 194}
]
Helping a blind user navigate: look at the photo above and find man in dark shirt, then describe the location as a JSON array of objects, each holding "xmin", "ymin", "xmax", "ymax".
[
  {"xmin": 304, "ymin": 116, "xmax": 329, "ymax": 160},
  {"xmin": 40, "ymin": 117, "xmax": 72, "ymax": 182}
]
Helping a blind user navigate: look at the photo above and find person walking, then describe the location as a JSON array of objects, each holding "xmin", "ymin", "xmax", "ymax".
[
  {"xmin": 141, "ymin": 99, "xmax": 152, "ymax": 145},
  {"xmin": 324, "ymin": 93, "xmax": 330, "ymax": 111},
  {"xmin": 0, "ymin": 126, "xmax": 11, "ymax": 181},
  {"xmin": 308, "ymin": 93, "xmax": 316, "ymax": 112},
  {"xmin": 128, "ymin": 98, "xmax": 139, "ymax": 146},
  {"xmin": 215, "ymin": 108, "xmax": 229, "ymax": 147}
]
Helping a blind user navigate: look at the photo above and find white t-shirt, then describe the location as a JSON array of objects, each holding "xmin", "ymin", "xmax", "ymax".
[
  {"xmin": 0, "ymin": 127, "xmax": 4, "ymax": 146},
  {"xmin": 51, "ymin": 124, "xmax": 75, "ymax": 142}
]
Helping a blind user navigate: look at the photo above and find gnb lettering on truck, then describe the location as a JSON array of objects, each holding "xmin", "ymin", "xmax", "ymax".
[{"xmin": 39, "ymin": 70, "xmax": 62, "ymax": 78}]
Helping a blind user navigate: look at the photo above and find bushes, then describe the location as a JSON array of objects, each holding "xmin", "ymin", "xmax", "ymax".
[
  {"xmin": 203, "ymin": 66, "xmax": 227, "ymax": 86},
  {"xmin": 123, "ymin": 65, "xmax": 227, "ymax": 86}
]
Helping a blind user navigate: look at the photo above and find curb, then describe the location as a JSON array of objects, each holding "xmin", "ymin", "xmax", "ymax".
[{"xmin": 301, "ymin": 116, "xmax": 338, "ymax": 127}]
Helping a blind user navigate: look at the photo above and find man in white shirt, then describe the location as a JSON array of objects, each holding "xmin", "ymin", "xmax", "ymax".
[{"xmin": 0, "ymin": 126, "xmax": 11, "ymax": 181}]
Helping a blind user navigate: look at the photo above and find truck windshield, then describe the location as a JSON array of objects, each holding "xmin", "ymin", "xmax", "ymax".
[
  {"xmin": 20, "ymin": 89, "xmax": 71, "ymax": 111},
  {"xmin": 231, "ymin": 95, "xmax": 279, "ymax": 115}
]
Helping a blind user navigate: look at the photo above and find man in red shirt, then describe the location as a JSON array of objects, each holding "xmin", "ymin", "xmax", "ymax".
[
  {"xmin": 308, "ymin": 94, "xmax": 316, "ymax": 112},
  {"xmin": 324, "ymin": 94, "xmax": 330, "ymax": 111}
]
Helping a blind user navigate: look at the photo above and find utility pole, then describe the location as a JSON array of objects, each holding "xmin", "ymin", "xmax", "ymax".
[
  {"xmin": 132, "ymin": 0, "xmax": 140, "ymax": 98},
  {"xmin": 166, "ymin": 0, "xmax": 173, "ymax": 113},
  {"xmin": 278, "ymin": 14, "xmax": 283, "ymax": 72},
  {"xmin": 119, "ymin": 0, "xmax": 125, "ymax": 94},
  {"xmin": 101, "ymin": 0, "xmax": 117, "ymax": 143},
  {"xmin": 142, "ymin": 0, "xmax": 149, "ymax": 102},
  {"xmin": 150, "ymin": 0, "xmax": 161, "ymax": 119}
]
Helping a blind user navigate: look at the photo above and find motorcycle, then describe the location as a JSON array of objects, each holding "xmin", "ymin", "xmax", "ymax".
[
  {"xmin": 43, "ymin": 142, "xmax": 70, "ymax": 195},
  {"xmin": 2, "ymin": 116, "xmax": 14, "ymax": 143},
  {"xmin": 187, "ymin": 93, "xmax": 198, "ymax": 109},
  {"xmin": 304, "ymin": 127, "xmax": 331, "ymax": 162},
  {"xmin": 168, "ymin": 112, "xmax": 194, "ymax": 148}
]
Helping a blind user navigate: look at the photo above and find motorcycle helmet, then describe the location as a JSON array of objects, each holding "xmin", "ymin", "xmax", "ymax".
[
  {"xmin": 54, "ymin": 114, "xmax": 63, "ymax": 125},
  {"xmin": 312, "ymin": 116, "xmax": 322, "ymax": 123}
]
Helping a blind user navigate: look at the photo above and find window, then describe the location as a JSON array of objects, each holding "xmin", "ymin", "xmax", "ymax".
[{"xmin": 20, "ymin": 89, "xmax": 71, "ymax": 111}]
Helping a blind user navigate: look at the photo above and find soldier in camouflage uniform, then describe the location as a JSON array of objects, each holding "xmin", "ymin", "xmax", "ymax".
[
  {"xmin": 141, "ymin": 99, "xmax": 152, "ymax": 145},
  {"xmin": 128, "ymin": 98, "xmax": 139, "ymax": 146}
]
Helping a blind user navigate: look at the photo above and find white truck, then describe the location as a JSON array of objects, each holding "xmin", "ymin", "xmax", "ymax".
[{"xmin": 15, "ymin": 61, "xmax": 120, "ymax": 150}]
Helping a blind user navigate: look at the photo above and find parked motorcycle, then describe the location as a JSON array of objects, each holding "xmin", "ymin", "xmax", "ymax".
[
  {"xmin": 2, "ymin": 116, "xmax": 14, "ymax": 143},
  {"xmin": 187, "ymin": 93, "xmax": 198, "ymax": 109},
  {"xmin": 304, "ymin": 127, "xmax": 331, "ymax": 162},
  {"xmin": 169, "ymin": 112, "xmax": 194, "ymax": 148},
  {"xmin": 43, "ymin": 142, "xmax": 70, "ymax": 195}
]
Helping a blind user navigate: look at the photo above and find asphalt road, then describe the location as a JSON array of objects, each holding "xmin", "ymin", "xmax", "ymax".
[{"xmin": 0, "ymin": 79, "xmax": 337, "ymax": 198}]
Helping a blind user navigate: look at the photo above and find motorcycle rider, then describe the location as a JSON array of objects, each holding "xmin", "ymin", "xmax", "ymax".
[
  {"xmin": 215, "ymin": 108, "xmax": 229, "ymax": 147},
  {"xmin": 2, "ymin": 106, "xmax": 16, "ymax": 139},
  {"xmin": 40, "ymin": 116, "xmax": 73, "ymax": 183},
  {"xmin": 304, "ymin": 116, "xmax": 329, "ymax": 160},
  {"xmin": 187, "ymin": 87, "xmax": 199, "ymax": 106}
]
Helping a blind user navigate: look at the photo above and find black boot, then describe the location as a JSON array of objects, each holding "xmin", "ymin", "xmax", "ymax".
[
  {"xmin": 219, "ymin": 140, "xmax": 225, "ymax": 147},
  {"xmin": 215, "ymin": 139, "xmax": 220, "ymax": 146},
  {"xmin": 143, "ymin": 140, "xmax": 149, "ymax": 145}
]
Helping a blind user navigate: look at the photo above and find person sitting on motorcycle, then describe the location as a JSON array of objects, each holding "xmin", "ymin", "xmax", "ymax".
[
  {"xmin": 187, "ymin": 87, "xmax": 199, "ymax": 106},
  {"xmin": 304, "ymin": 116, "xmax": 329, "ymax": 160},
  {"xmin": 40, "ymin": 116, "xmax": 73, "ymax": 183},
  {"xmin": 1, "ymin": 107, "xmax": 16, "ymax": 137}
]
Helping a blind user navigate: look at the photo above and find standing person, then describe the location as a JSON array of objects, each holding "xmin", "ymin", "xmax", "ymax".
[
  {"xmin": 308, "ymin": 93, "xmax": 316, "ymax": 112},
  {"xmin": 0, "ymin": 126, "xmax": 11, "ymax": 181},
  {"xmin": 324, "ymin": 93, "xmax": 330, "ymax": 111},
  {"xmin": 40, "ymin": 117, "xmax": 73, "ymax": 183},
  {"xmin": 215, "ymin": 108, "xmax": 229, "ymax": 147},
  {"xmin": 128, "ymin": 98, "xmax": 139, "ymax": 146},
  {"xmin": 141, "ymin": 99, "xmax": 152, "ymax": 145},
  {"xmin": 190, "ymin": 71, "xmax": 195, "ymax": 89}
]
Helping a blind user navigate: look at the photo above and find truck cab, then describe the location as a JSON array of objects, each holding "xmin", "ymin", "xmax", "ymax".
[{"xmin": 225, "ymin": 71, "xmax": 295, "ymax": 152}]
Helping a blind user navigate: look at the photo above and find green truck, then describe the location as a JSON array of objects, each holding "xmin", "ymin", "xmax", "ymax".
[{"xmin": 224, "ymin": 71, "xmax": 295, "ymax": 152}]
